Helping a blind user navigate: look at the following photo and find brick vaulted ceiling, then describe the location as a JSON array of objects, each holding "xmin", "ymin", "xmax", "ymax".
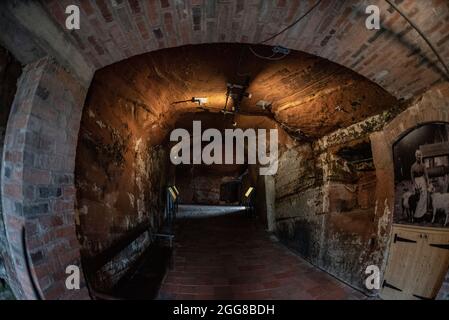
[{"xmin": 41, "ymin": 0, "xmax": 449, "ymax": 100}]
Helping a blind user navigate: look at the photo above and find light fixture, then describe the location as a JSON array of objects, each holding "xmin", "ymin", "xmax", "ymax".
[
  {"xmin": 171, "ymin": 97, "xmax": 208, "ymax": 107},
  {"xmin": 222, "ymin": 77, "xmax": 252, "ymax": 114},
  {"xmin": 245, "ymin": 187, "xmax": 254, "ymax": 198},
  {"xmin": 173, "ymin": 185, "xmax": 179, "ymax": 195},
  {"xmin": 256, "ymin": 100, "xmax": 272, "ymax": 110},
  {"xmin": 191, "ymin": 97, "xmax": 208, "ymax": 106},
  {"xmin": 272, "ymin": 46, "xmax": 290, "ymax": 55},
  {"xmin": 335, "ymin": 105, "xmax": 348, "ymax": 113},
  {"xmin": 168, "ymin": 187, "xmax": 177, "ymax": 200}
]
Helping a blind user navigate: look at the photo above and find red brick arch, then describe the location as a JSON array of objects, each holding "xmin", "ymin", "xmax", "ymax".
[
  {"xmin": 3, "ymin": 58, "xmax": 449, "ymax": 300},
  {"xmin": 2, "ymin": 0, "xmax": 449, "ymax": 294},
  {"xmin": 2, "ymin": 54, "xmax": 445, "ymax": 300},
  {"xmin": 40, "ymin": 0, "xmax": 449, "ymax": 100},
  {"xmin": 1, "ymin": 57, "xmax": 90, "ymax": 299}
]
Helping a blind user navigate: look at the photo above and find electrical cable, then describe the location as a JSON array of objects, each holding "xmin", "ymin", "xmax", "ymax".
[
  {"xmin": 232, "ymin": 0, "xmax": 323, "ymax": 113},
  {"xmin": 385, "ymin": 0, "xmax": 449, "ymax": 80},
  {"xmin": 259, "ymin": 0, "xmax": 323, "ymax": 45},
  {"xmin": 248, "ymin": 47, "xmax": 287, "ymax": 61},
  {"xmin": 247, "ymin": 0, "xmax": 323, "ymax": 61}
]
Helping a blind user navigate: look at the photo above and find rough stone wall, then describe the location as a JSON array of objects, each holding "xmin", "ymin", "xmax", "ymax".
[
  {"xmin": 75, "ymin": 69, "xmax": 168, "ymax": 291},
  {"xmin": 0, "ymin": 46, "xmax": 22, "ymax": 299},
  {"xmin": 275, "ymin": 84, "xmax": 449, "ymax": 298},
  {"xmin": 227, "ymin": 163, "xmax": 271, "ymax": 226},
  {"xmin": 176, "ymin": 171, "xmax": 241, "ymax": 205},
  {"xmin": 274, "ymin": 111, "xmax": 400, "ymax": 294}
]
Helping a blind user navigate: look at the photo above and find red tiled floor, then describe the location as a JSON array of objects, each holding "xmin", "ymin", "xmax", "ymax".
[{"xmin": 157, "ymin": 213, "xmax": 367, "ymax": 300}]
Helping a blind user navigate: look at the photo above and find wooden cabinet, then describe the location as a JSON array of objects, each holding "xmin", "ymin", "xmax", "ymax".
[{"xmin": 381, "ymin": 224, "xmax": 449, "ymax": 300}]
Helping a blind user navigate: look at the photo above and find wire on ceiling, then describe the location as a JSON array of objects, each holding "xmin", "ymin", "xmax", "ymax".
[
  {"xmin": 232, "ymin": 0, "xmax": 323, "ymax": 119},
  {"xmin": 247, "ymin": 0, "xmax": 323, "ymax": 61},
  {"xmin": 384, "ymin": 0, "xmax": 449, "ymax": 80},
  {"xmin": 259, "ymin": 0, "xmax": 323, "ymax": 45},
  {"xmin": 248, "ymin": 47, "xmax": 289, "ymax": 61}
]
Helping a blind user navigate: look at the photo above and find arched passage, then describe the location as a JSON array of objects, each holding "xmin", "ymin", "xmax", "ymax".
[
  {"xmin": 0, "ymin": 0, "xmax": 448, "ymax": 300},
  {"xmin": 73, "ymin": 43, "xmax": 396, "ymax": 296}
]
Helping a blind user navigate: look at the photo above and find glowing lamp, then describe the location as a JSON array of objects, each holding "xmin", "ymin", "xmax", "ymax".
[
  {"xmin": 245, "ymin": 187, "xmax": 254, "ymax": 198},
  {"xmin": 192, "ymin": 97, "xmax": 208, "ymax": 105}
]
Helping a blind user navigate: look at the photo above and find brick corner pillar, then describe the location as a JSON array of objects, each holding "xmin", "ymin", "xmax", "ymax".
[
  {"xmin": 370, "ymin": 83, "xmax": 449, "ymax": 300},
  {"xmin": 1, "ymin": 57, "xmax": 91, "ymax": 300}
]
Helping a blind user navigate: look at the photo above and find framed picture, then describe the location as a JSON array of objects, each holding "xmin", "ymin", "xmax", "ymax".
[{"xmin": 394, "ymin": 123, "xmax": 449, "ymax": 227}]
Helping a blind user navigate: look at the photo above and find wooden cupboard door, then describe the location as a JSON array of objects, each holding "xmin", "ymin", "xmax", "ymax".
[
  {"xmin": 380, "ymin": 226, "xmax": 423, "ymax": 300},
  {"xmin": 412, "ymin": 230, "xmax": 449, "ymax": 299},
  {"xmin": 381, "ymin": 224, "xmax": 449, "ymax": 300}
]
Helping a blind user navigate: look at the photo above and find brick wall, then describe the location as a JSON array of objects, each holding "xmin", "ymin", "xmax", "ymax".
[
  {"xmin": 176, "ymin": 172, "xmax": 240, "ymax": 204},
  {"xmin": 1, "ymin": 57, "xmax": 89, "ymax": 300},
  {"xmin": 0, "ymin": 46, "xmax": 22, "ymax": 299},
  {"xmin": 41, "ymin": 0, "xmax": 449, "ymax": 100}
]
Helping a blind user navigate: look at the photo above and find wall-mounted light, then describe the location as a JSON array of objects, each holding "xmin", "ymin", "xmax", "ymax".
[
  {"xmin": 168, "ymin": 187, "xmax": 177, "ymax": 200},
  {"xmin": 245, "ymin": 187, "xmax": 254, "ymax": 198},
  {"xmin": 256, "ymin": 100, "xmax": 272, "ymax": 110},
  {"xmin": 171, "ymin": 97, "xmax": 208, "ymax": 107},
  {"xmin": 191, "ymin": 97, "xmax": 208, "ymax": 106}
]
